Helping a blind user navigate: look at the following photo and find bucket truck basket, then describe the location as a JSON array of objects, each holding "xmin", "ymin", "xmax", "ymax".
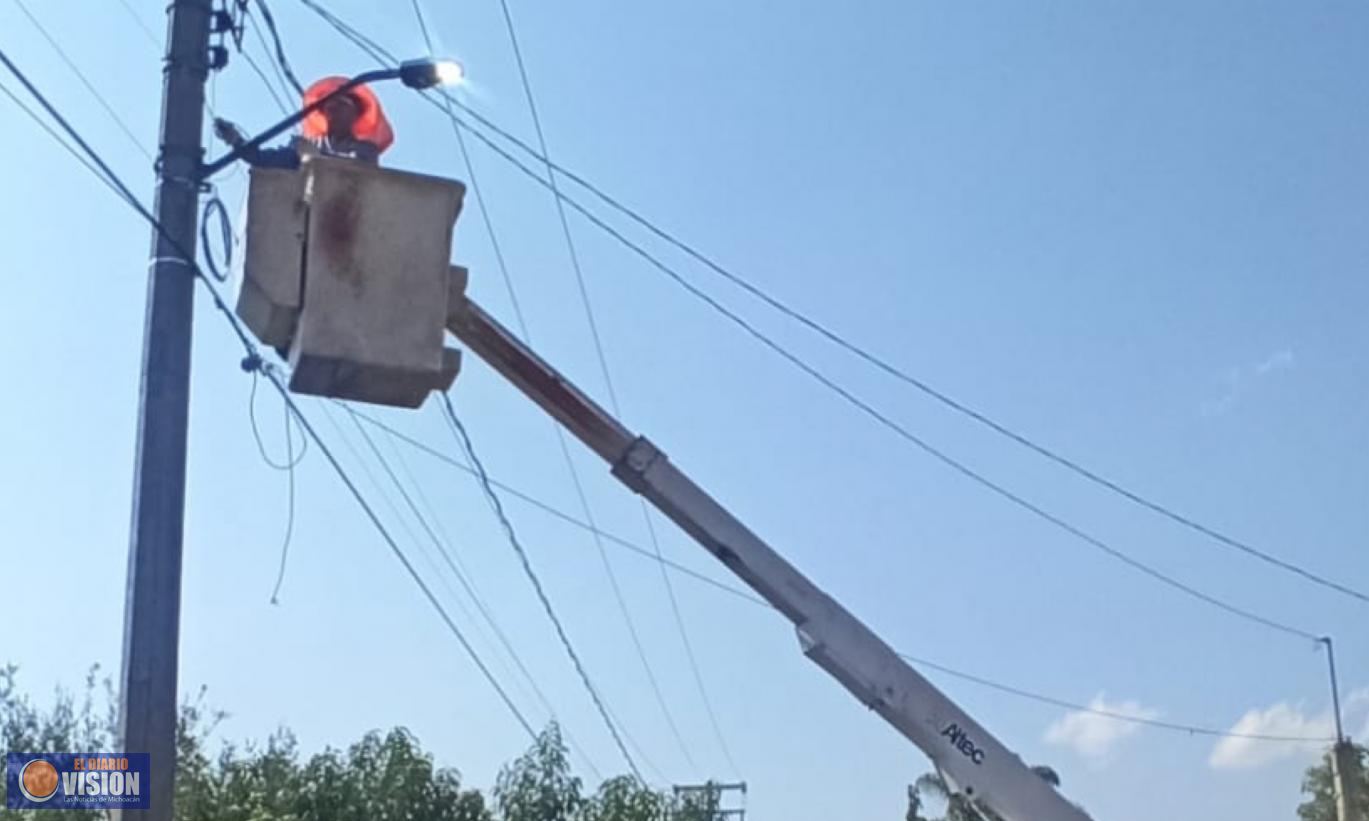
[{"xmin": 236, "ymin": 155, "xmax": 466, "ymax": 408}]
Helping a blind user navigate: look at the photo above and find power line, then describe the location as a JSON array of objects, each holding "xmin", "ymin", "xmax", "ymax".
[
  {"xmin": 10, "ymin": 46, "xmax": 1333, "ymax": 758},
  {"xmin": 346, "ymin": 405, "xmax": 1330, "ymax": 748},
  {"xmin": 114, "ymin": 0, "xmax": 162, "ymax": 48},
  {"xmin": 258, "ymin": 368, "xmax": 540, "ymax": 742},
  {"xmin": 0, "ymin": 77, "xmax": 128, "ymax": 202},
  {"xmin": 346, "ymin": 405, "xmax": 769, "ymax": 607},
  {"xmin": 9, "ymin": 0, "xmax": 154, "ymax": 162},
  {"xmin": 287, "ymin": 4, "xmax": 1322, "ymax": 642},
  {"xmin": 410, "ymin": 0, "xmax": 703, "ymax": 778},
  {"xmin": 494, "ymin": 0, "xmax": 619, "ymax": 414},
  {"xmin": 491, "ymin": 0, "xmax": 720, "ymax": 777},
  {"xmin": 0, "ymin": 47, "xmax": 545, "ymax": 749},
  {"xmin": 239, "ymin": 48, "xmax": 292, "ymax": 117},
  {"xmin": 292, "ymin": 0, "xmax": 1366, "ymax": 609},
  {"xmin": 461, "ymin": 104, "xmax": 1368, "ymax": 610},
  {"xmin": 898, "ymin": 652, "xmax": 1333, "ymax": 744},
  {"xmin": 441, "ymin": 394, "xmax": 647, "ymax": 783},
  {"xmin": 341, "ymin": 404, "xmax": 605, "ymax": 782},
  {"xmin": 428, "ymin": 105, "xmax": 1322, "ymax": 643},
  {"xmin": 251, "ymin": 0, "xmax": 304, "ymax": 96}
]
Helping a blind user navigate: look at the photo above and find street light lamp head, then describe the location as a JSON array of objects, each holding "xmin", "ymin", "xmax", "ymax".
[{"xmin": 399, "ymin": 58, "xmax": 465, "ymax": 90}]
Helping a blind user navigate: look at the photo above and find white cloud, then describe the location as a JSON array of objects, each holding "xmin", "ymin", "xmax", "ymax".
[
  {"xmin": 1044, "ymin": 694, "xmax": 1160, "ymax": 763},
  {"xmin": 1201, "ymin": 348, "xmax": 1296, "ymax": 416},
  {"xmin": 1255, "ymin": 349, "xmax": 1295, "ymax": 375},
  {"xmin": 1208, "ymin": 688, "xmax": 1369, "ymax": 771}
]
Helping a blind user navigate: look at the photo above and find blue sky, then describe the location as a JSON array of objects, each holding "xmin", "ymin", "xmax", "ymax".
[{"xmin": 2, "ymin": 1, "xmax": 1367, "ymax": 820}]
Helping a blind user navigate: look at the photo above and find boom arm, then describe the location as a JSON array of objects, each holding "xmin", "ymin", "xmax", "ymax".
[{"xmin": 446, "ymin": 295, "xmax": 1092, "ymax": 821}]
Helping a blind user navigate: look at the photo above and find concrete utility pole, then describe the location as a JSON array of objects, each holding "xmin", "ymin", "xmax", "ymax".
[
  {"xmin": 1331, "ymin": 742, "xmax": 1365, "ymax": 821},
  {"xmin": 115, "ymin": 2, "xmax": 212, "ymax": 819},
  {"xmin": 671, "ymin": 782, "xmax": 747, "ymax": 821},
  {"xmin": 1321, "ymin": 637, "xmax": 1365, "ymax": 821}
]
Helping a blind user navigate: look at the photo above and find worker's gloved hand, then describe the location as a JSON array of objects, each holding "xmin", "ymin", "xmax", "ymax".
[{"xmin": 213, "ymin": 118, "xmax": 248, "ymax": 148}]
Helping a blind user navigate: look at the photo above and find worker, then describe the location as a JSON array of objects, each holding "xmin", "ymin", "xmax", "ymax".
[{"xmin": 213, "ymin": 76, "xmax": 395, "ymax": 169}]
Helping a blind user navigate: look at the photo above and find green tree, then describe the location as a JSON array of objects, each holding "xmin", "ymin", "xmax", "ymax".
[
  {"xmin": 1299, "ymin": 743, "xmax": 1369, "ymax": 821},
  {"xmin": 493, "ymin": 724, "xmax": 584, "ymax": 821},
  {"xmin": 909, "ymin": 765, "xmax": 1066, "ymax": 821},
  {"xmin": 576, "ymin": 775, "xmax": 665, "ymax": 821},
  {"xmin": 2, "ymin": 666, "xmax": 488, "ymax": 821}
]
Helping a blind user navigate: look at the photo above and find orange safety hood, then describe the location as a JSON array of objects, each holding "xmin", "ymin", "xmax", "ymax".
[{"xmin": 300, "ymin": 76, "xmax": 395, "ymax": 153}]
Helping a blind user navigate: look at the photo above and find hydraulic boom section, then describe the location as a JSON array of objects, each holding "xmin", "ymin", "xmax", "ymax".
[{"xmin": 446, "ymin": 296, "xmax": 1093, "ymax": 821}]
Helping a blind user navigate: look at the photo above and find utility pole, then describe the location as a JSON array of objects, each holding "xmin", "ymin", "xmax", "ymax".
[
  {"xmin": 671, "ymin": 782, "xmax": 747, "ymax": 821},
  {"xmin": 115, "ymin": 2, "xmax": 212, "ymax": 819},
  {"xmin": 1321, "ymin": 637, "xmax": 1365, "ymax": 821}
]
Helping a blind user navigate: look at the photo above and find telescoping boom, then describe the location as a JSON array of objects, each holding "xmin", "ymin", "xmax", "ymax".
[{"xmin": 445, "ymin": 295, "xmax": 1093, "ymax": 821}]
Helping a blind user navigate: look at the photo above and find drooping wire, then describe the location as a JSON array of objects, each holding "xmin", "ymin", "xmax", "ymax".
[
  {"xmin": 9, "ymin": 0, "xmax": 155, "ymax": 164},
  {"xmin": 0, "ymin": 45, "xmax": 544, "ymax": 746},
  {"xmin": 249, "ymin": 370, "xmax": 308, "ymax": 469},
  {"xmin": 270, "ymin": 407, "xmax": 297, "ymax": 605},
  {"xmin": 441, "ymin": 394, "xmax": 647, "ymax": 784},
  {"xmin": 293, "ymin": 0, "xmax": 1367, "ymax": 610},
  {"xmin": 256, "ymin": 367, "xmax": 540, "ymax": 742},
  {"xmin": 410, "ymin": 0, "xmax": 700, "ymax": 777},
  {"xmin": 246, "ymin": 370, "xmax": 305, "ymax": 603}
]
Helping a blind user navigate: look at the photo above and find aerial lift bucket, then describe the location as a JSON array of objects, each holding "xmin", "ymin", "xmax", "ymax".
[{"xmin": 236, "ymin": 155, "xmax": 467, "ymax": 408}]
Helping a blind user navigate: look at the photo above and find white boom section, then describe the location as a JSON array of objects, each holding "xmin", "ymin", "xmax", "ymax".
[{"xmin": 447, "ymin": 296, "xmax": 1093, "ymax": 821}]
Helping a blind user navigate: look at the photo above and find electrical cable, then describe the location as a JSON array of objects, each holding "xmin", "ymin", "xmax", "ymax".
[
  {"xmin": 259, "ymin": 368, "xmax": 540, "ymax": 742},
  {"xmin": 10, "ymin": 38, "xmax": 1333, "ymax": 754},
  {"xmin": 345, "ymin": 406, "xmax": 771, "ymax": 608},
  {"xmin": 9, "ymin": 0, "xmax": 155, "ymax": 163},
  {"xmin": 246, "ymin": 370, "xmax": 305, "ymax": 603},
  {"xmin": 0, "ymin": 78, "xmax": 128, "ymax": 203},
  {"xmin": 898, "ymin": 652, "xmax": 1334, "ymax": 743},
  {"xmin": 355, "ymin": 409, "xmax": 1331, "ymax": 747},
  {"xmin": 200, "ymin": 194, "xmax": 233, "ymax": 282},
  {"xmin": 249, "ymin": 370, "xmax": 308, "ymax": 469},
  {"xmin": 245, "ymin": 13, "xmax": 296, "ymax": 114},
  {"xmin": 239, "ymin": 48, "xmax": 292, "ymax": 116},
  {"xmin": 429, "ymin": 105, "xmax": 1324, "ymax": 643},
  {"xmin": 411, "ymin": 0, "xmax": 701, "ymax": 777},
  {"xmin": 114, "ymin": 0, "xmax": 161, "ymax": 47},
  {"xmin": 251, "ymin": 0, "xmax": 304, "ymax": 96},
  {"xmin": 342, "ymin": 404, "xmax": 605, "ymax": 782},
  {"xmin": 293, "ymin": 0, "xmax": 1367, "ymax": 609},
  {"xmin": 286, "ymin": 4, "xmax": 1323, "ymax": 642},
  {"xmin": 0, "ymin": 45, "xmax": 543, "ymax": 746},
  {"xmin": 269, "ymin": 389, "xmax": 297, "ymax": 605},
  {"xmin": 441, "ymin": 394, "xmax": 648, "ymax": 784}
]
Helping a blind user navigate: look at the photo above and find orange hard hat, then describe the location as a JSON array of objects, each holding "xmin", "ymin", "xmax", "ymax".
[{"xmin": 300, "ymin": 76, "xmax": 395, "ymax": 153}]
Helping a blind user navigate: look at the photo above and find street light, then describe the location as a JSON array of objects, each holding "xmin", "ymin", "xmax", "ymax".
[{"xmin": 200, "ymin": 58, "xmax": 464, "ymax": 180}]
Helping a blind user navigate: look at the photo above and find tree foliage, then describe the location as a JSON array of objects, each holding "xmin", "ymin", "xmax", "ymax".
[
  {"xmin": 0, "ymin": 666, "xmax": 681, "ymax": 821},
  {"xmin": 907, "ymin": 765, "xmax": 1069, "ymax": 821},
  {"xmin": 1298, "ymin": 743, "xmax": 1369, "ymax": 821}
]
